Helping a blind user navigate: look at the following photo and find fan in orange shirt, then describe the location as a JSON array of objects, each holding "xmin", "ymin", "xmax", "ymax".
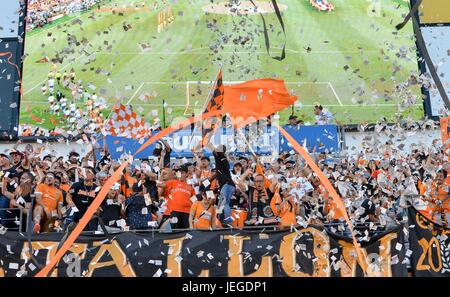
[
  {"xmin": 270, "ymin": 184, "xmax": 297, "ymax": 227},
  {"xmin": 189, "ymin": 187, "xmax": 217, "ymax": 229},
  {"xmin": 158, "ymin": 166, "xmax": 195, "ymax": 229},
  {"xmin": 33, "ymin": 172, "xmax": 64, "ymax": 233},
  {"xmin": 417, "ymin": 171, "xmax": 449, "ymax": 223}
]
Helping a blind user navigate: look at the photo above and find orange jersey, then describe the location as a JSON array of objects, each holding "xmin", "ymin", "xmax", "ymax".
[
  {"xmin": 200, "ymin": 169, "xmax": 218, "ymax": 189},
  {"xmin": 191, "ymin": 201, "xmax": 216, "ymax": 229},
  {"xmin": 60, "ymin": 184, "xmax": 71, "ymax": 193},
  {"xmin": 270, "ymin": 193, "xmax": 296, "ymax": 227},
  {"xmin": 318, "ymin": 184, "xmax": 346, "ymax": 221},
  {"xmin": 166, "ymin": 180, "xmax": 195, "ymax": 214},
  {"xmin": 230, "ymin": 209, "xmax": 247, "ymax": 229},
  {"xmin": 35, "ymin": 183, "xmax": 63, "ymax": 211}
]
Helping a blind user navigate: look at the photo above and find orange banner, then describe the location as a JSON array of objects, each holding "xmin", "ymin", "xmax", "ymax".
[{"xmin": 223, "ymin": 79, "xmax": 297, "ymax": 122}]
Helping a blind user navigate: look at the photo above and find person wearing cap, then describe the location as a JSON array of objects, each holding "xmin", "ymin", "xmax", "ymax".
[
  {"xmin": 189, "ymin": 185, "xmax": 217, "ymax": 230},
  {"xmin": 238, "ymin": 156, "xmax": 249, "ymax": 172},
  {"xmin": 9, "ymin": 150, "xmax": 26, "ymax": 171},
  {"xmin": 68, "ymin": 151, "xmax": 80, "ymax": 165},
  {"xmin": 33, "ymin": 172, "xmax": 64, "ymax": 233},
  {"xmin": 66, "ymin": 152, "xmax": 81, "ymax": 183},
  {"xmin": 96, "ymin": 171, "xmax": 109, "ymax": 187},
  {"xmin": 153, "ymin": 139, "xmax": 172, "ymax": 168},
  {"xmin": 288, "ymin": 114, "xmax": 298, "ymax": 126},
  {"xmin": 158, "ymin": 165, "xmax": 195, "ymax": 229},
  {"xmin": 194, "ymin": 153, "xmax": 213, "ymax": 182}
]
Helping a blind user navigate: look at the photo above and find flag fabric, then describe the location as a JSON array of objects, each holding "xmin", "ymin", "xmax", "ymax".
[
  {"xmin": 223, "ymin": 78, "xmax": 297, "ymax": 126},
  {"xmin": 103, "ymin": 103, "xmax": 152, "ymax": 139},
  {"xmin": 196, "ymin": 69, "xmax": 225, "ymax": 149},
  {"xmin": 204, "ymin": 69, "xmax": 225, "ymax": 113}
]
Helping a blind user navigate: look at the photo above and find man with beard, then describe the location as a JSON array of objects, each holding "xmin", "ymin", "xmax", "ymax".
[
  {"xmin": 9, "ymin": 150, "xmax": 30, "ymax": 174},
  {"xmin": 246, "ymin": 174, "xmax": 277, "ymax": 226},
  {"xmin": 65, "ymin": 167, "xmax": 99, "ymax": 231}
]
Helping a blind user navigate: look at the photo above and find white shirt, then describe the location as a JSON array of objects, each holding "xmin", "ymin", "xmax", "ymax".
[{"xmin": 315, "ymin": 110, "xmax": 333, "ymax": 125}]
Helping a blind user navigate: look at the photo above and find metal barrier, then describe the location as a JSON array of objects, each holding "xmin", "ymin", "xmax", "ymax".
[
  {"xmin": 74, "ymin": 220, "xmax": 393, "ymax": 238},
  {"xmin": 0, "ymin": 208, "xmax": 23, "ymax": 231}
]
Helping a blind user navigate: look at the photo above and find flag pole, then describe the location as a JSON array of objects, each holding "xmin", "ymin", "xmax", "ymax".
[{"xmin": 162, "ymin": 99, "xmax": 166, "ymax": 129}]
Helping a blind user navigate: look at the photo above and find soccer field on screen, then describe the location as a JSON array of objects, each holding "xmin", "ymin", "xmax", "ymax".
[{"xmin": 21, "ymin": 0, "xmax": 423, "ymax": 129}]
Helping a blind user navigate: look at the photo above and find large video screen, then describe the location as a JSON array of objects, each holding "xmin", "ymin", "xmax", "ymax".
[
  {"xmin": 20, "ymin": 0, "xmax": 423, "ymax": 133},
  {"xmin": 420, "ymin": 26, "xmax": 450, "ymax": 117}
]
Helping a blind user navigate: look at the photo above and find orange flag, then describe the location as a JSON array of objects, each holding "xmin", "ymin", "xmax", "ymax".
[{"xmin": 223, "ymin": 79, "xmax": 297, "ymax": 125}]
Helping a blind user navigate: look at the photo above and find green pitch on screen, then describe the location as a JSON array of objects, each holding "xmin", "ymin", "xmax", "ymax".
[{"xmin": 21, "ymin": 0, "xmax": 423, "ymax": 129}]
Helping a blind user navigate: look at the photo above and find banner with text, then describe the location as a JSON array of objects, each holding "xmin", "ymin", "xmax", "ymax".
[
  {"xmin": 408, "ymin": 207, "xmax": 450, "ymax": 276},
  {"xmin": 0, "ymin": 227, "xmax": 406, "ymax": 277},
  {"xmin": 103, "ymin": 125, "xmax": 339, "ymax": 160}
]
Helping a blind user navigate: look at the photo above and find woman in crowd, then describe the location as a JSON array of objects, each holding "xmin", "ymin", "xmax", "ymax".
[{"xmin": 189, "ymin": 186, "xmax": 217, "ymax": 230}]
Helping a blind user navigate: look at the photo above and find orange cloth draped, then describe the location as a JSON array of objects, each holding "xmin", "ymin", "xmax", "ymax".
[{"xmin": 223, "ymin": 79, "xmax": 297, "ymax": 125}]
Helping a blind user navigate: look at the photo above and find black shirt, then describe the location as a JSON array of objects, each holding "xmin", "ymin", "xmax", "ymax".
[
  {"xmin": 1, "ymin": 167, "xmax": 19, "ymax": 193},
  {"xmin": 303, "ymin": 198, "xmax": 325, "ymax": 220},
  {"xmin": 69, "ymin": 182, "xmax": 99, "ymax": 216},
  {"xmin": 100, "ymin": 199, "xmax": 122, "ymax": 228},
  {"xmin": 247, "ymin": 187, "xmax": 275, "ymax": 222},
  {"xmin": 143, "ymin": 177, "xmax": 158, "ymax": 202},
  {"xmin": 359, "ymin": 198, "xmax": 376, "ymax": 220},
  {"xmin": 213, "ymin": 151, "xmax": 235, "ymax": 188},
  {"xmin": 230, "ymin": 190, "xmax": 248, "ymax": 210}
]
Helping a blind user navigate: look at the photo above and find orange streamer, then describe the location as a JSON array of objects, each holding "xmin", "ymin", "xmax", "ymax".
[{"xmin": 35, "ymin": 161, "xmax": 129, "ymax": 277}]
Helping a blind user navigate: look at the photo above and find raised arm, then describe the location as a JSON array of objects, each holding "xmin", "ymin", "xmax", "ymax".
[{"xmin": 1, "ymin": 176, "xmax": 14, "ymax": 200}]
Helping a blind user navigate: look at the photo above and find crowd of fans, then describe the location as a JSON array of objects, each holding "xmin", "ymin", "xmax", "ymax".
[
  {"xmin": 26, "ymin": 0, "xmax": 99, "ymax": 30},
  {"xmin": 1, "ymin": 131, "xmax": 449, "ymax": 239}
]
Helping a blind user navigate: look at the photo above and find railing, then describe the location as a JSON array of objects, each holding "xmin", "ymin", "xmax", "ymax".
[
  {"xmin": 0, "ymin": 208, "xmax": 23, "ymax": 231},
  {"xmin": 73, "ymin": 220, "xmax": 394, "ymax": 238}
]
